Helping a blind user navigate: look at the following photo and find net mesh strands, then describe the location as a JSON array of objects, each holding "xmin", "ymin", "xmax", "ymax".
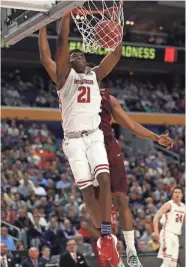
[{"xmin": 71, "ymin": 0, "xmax": 124, "ymax": 53}]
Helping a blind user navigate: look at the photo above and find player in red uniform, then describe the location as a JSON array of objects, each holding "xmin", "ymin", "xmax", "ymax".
[{"xmin": 38, "ymin": 26, "xmax": 174, "ymax": 267}]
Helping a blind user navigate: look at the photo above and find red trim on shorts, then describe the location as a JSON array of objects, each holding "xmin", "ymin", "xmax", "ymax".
[
  {"xmin": 77, "ymin": 178, "xmax": 94, "ymax": 184},
  {"xmin": 163, "ymin": 254, "xmax": 172, "ymax": 258},
  {"xmin": 94, "ymin": 164, "xmax": 109, "ymax": 172},
  {"xmin": 95, "ymin": 167, "xmax": 109, "ymax": 176}
]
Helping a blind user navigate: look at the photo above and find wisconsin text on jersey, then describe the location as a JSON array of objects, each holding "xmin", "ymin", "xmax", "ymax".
[{"xmin": 74, "ymin": 79, "xmax": 94, "ymax": 85}]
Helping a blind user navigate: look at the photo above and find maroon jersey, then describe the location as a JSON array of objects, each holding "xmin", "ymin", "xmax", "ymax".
[
  {"xmin": 99, "ymin": 88, "xmax": 113, "ymax": 137},
  {"xmin": 98, "ymin": 88, "xmax": 128, "ymax": 193}
]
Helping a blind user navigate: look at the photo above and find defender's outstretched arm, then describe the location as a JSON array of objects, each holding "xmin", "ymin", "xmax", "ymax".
[
  {"xmin": 56, "ymin": 14, "xmax": 71, "ymax": 89},
  {"xmin": 39, "ymin": 27, "xmax": 57, "ymax": 84},
  {"xmin": 110, "ymin": 95, "xmax": 174, "ymax": 149}
]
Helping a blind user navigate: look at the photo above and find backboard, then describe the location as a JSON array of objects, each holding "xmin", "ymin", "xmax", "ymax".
[{"xmin": 1, "ymin": 0, "xmax": 86, "ymax": 45}]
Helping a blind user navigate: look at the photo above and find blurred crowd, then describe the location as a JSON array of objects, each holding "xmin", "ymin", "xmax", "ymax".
[
  {"xmin": 1, "ymin": 118, "xmax": 185, "ymax": 264},
  {"xmin": 70, "ymin": 20, "xmax": 185, "ymax": 47},
  {"xmin": 1, "ymin": 70, "xmax": 185, "ymax": 114}
]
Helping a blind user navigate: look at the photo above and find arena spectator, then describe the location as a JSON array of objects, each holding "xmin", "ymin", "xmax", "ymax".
[
  {"xmin": 26, "ymin": 192, "xmax": 37, "ymax": 211},
  {"xmin": 28, "ymin": 216, "xmax": 45, "ymax": 249},
  {"xmin": 63, "ymin": 219, "xmax": 78, "ymax": 240},
  {"xmin": 139, "ymin": 225, "xmax": 153, "ymax": 245},
  {"xmin": 2, "ymin": 206, "xmax": 16, "ymax": 225},
  {"xmin": 33, "ymin": 180, "xmax": 47, "ymax": 197},
  {"xmin": 0, "ymin": 226, "xmax": 16, "ymax": 251},
  {"xmin": 41, "ymin": 246, "xmax": 51, "ymax": 263},
  {"xmin": 7, "ymin": 120, "xmax": 19, "ymax": 137},
  {"xmin": 75, "ymin": 234, "xmax": 93, "ymax": 256},
  {"xmin": 17, "ymin": 175, "xmax": 34, "ymax": 199},
  {"xmin": 56, "ymin": 172, "xmax": 71, "ymax": 190},
  {"xmin": 37, "ymin": 172, "xmax": 47, "ymax": 188},
  {"xmin": 42, "ymin": 216, "xmax": 66, "ymax": 255},
  {"xmin": 65, "ymin": 195, "xmax": 79, "ymax": 217},
  {"xmin": 78, "ymin": 221, "xmax": 91, "ymax": 243},
  {"xmin": 14, "ymin": 208, "xmax": 33, "ymax": 248},
  {"xmin": 59, "ymin": 239, "xmax": 90, "ymax": 267},
  {"xmin": 0, "ymin": 243, "xmax": 15, "ymax": 267},
  {"xmin": 21, "ymin": 247, "xmax": 46, "ymax": 267},
  {"xmin": 67, "ymin": 210, "xmax": 80, "ymax": 228},
  {"xmin": 17, "ymin": 243, "xmax": 26, "ymax": 251}
]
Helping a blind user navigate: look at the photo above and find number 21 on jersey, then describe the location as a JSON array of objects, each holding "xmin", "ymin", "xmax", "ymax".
[{"xmin": 77, "ymin": 86, "xmax": 90, "ymax": 103}]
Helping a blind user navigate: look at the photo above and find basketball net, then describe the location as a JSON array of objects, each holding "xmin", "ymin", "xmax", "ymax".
[{"xmin": 71, "ymin": 0, "xmax": 124, "ymax": 53}]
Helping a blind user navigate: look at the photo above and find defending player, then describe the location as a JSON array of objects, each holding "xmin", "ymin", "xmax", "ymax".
[
  {"xmin": 55, "ymin": 14, "xmax": 123, "ymax": 266},
  {"xmin": 39, "ymin": 25, "xmax": 173, "ymax": 267},
  {"xmin": 153, "ymin": 186, "xmax": 186, "ymax": 267}
]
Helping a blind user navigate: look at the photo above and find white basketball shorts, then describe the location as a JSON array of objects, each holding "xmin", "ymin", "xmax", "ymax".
[
  {"xmin": 158, "ymin": 229, "xmax": 179, "ymax": 263},
  {"xmin": 62, "ymin": 129, "xmax": 109, "ymax": 190}
]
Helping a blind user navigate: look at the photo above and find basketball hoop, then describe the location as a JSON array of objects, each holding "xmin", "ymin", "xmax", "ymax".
[{"xmin": 71, "ymin": 0, "xmax": 124, "ymax": 53}]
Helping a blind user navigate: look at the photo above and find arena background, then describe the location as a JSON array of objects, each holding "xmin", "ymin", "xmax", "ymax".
[{"xmin": 1, "ymin": 1, "xmax": 185, "ymax": 267}]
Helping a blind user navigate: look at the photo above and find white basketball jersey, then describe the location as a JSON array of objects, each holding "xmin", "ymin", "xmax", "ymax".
[
  {"xmin": 57, "ymin": 68, "xmax": 101, "ymax": 134},
  {"xmin": 161, "ymin": 200, "xmax": 186, "ymax": 235}
]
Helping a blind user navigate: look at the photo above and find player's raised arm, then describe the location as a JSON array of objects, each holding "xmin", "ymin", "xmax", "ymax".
[
  {"xmin": 110, "ymin": 95, "xmax": 174, "ymax": 149},
  {"xmin": 38, "ymin": 27, "xmax": 57, "ymax": 84},
  {"xmin": 153, "ymin": 202, "xmax": 171, "ymax": 237},
  {"xmin": 56, "ymin": 14, "xmax": 71, "ymax": 89},
  {"xmin": 94, "ymin": 42, "xmax": 122, "ymax": 82}
]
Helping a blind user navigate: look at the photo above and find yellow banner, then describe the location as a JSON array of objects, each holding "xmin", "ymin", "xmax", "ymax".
[{"xmin": 1, "ymin": 107, "xmax": 185, "ymax": 125}]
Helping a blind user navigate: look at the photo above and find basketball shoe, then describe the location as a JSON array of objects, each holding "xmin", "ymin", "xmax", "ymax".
[
  {"xmin": 127, "ymin": 251, "xmax": 143, "ymax": 267},
  {"xmin": 97, "ymin": 234, "xmax": 120, "ymax": 267}
]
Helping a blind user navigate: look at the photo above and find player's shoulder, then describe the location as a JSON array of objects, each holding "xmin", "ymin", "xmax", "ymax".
[
  {"xmin": 86, "ymin": 68, "xmax": 96, "ymax": 76},
  {"xmin": 166, "ymin": 200, "xmax": 173, "ymax": 210},
  {"xmin": 180, "ymin": 202, "xmax": 186, "ymax": 209}
]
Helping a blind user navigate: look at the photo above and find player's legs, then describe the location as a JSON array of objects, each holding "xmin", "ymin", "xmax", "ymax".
[
  {"xmin": 160, "ymin": 260, "xmax": 171, "ymax": 267},
  {"xmin": 87, "ymin": 129, "xmax": 112, "ymax": 235},
  {"xmin": 158, "ymin": 230, "xmax": 173, "ymax": 267},
  {"xmin": 170, "ymin": 235, "xmax": 179, "ymax": 267},
  {"xmin": 86, "ymin": 129, "xmax": 120, "ymax": 265},
  {"xmin": 63, "ymin": 137, "xmax": 101, "ymax": 228},
  {"xmin": 112, "ymin": 192, "xmax": 135, "ymax": 246},
  {"xmin": 108, "ymin": 138, "xmax": 142, "ymax": 267}
]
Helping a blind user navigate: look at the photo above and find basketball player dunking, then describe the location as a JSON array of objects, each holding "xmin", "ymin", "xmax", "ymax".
[
  {"xmin": 39, "ymin": 23, "xmax": 174, "ymax": 267},
  {"xmin": 153, "ymin": 186, "xmax": 186, "ymax": 267},
  {"xmin": 54, "ymin": 14, "xmax": 123, "ymax": 266}
]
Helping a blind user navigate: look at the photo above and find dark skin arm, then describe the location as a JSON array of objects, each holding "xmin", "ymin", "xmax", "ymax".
[
  {"xmin": 110, "ymin": 95, "xmax": 174, "ymax": 149},
  {"xmin": 38, "ymin": 27, "xmax": 57, "ymax": 84},
  {"xmin": 94, "ymin": 42, "xmax": 122, "ymax": 82},
  {"xmin": 56, "ymin": 14, "xmax": 71, "ymax": 89}
]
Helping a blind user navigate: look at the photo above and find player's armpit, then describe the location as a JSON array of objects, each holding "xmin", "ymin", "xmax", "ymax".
[
  {"xmin": 39, "ymin": 27, "xmax": 57, "ymax": 84},
  {"xmin": 56, "ymin": 14, "xmax": 71, "ymax": 89},
  {"xmin": 95, "ymin": 42, "xmax": 122, "ymax": 82}
]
